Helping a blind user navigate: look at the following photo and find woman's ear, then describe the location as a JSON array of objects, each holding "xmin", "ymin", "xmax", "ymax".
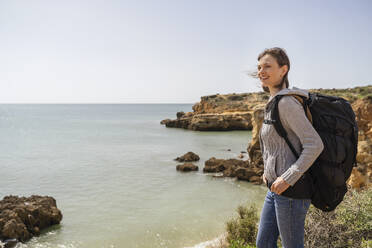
[{"xmin": 281, "ymin": 65, "xmax": 288, "ymax": 77}]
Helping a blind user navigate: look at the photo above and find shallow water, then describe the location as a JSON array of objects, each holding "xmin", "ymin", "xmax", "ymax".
[{"xmin": 0, "ymin": 104, "xmax": 266, "ymax": 248}]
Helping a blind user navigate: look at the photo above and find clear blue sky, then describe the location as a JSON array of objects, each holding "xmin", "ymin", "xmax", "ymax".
[{"xmin": 0, "ymin": 0, "xmax": 371, "ymax": 103}]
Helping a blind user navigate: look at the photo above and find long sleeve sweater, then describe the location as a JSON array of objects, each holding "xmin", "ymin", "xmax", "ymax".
[{"xmin": 259, "ymin": 87, "xmax": 324, "ymax": 186}]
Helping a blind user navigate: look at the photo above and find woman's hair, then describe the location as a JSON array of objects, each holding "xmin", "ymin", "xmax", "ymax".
[{"xmin": 251, "ymin": 47, "xmax": 291, "ymax": 93}]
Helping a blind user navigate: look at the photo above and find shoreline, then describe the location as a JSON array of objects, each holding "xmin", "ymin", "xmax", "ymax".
[{"xmin": 186, "ymin": 233, "xmax": 227, "ymax": 248}]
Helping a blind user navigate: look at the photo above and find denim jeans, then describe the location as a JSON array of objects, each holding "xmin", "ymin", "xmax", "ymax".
[{"xmin": 256, "ymin": 190, "xmax": 311, "ymax": 248}]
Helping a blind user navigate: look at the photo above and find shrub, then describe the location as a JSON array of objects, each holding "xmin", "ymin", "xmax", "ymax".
[
  {"xmin": 304, "ymin": 187, "xmax": 372, "ymax": 248},
  {"xmin": 226, "ymin": 204, "xmax": 258, "ymax": 247},
  {"xmin": 223, "ymin": 187, "xmax": 371, "ymax": 248},
  {"xmin": 228, "ymin": 239, "xmax": 256, "ymax": 248}
]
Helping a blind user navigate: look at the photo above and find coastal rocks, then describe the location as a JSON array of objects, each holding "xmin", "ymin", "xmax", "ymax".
[
  {"xmin": 192, "ymin": 92, "xmax": 269, "ymax": 114},
  {"xmin": 162, "ymin": 112, "xmax": 253, "ymax": 131},
  {"xmin": 203, "ymin": 157, "xmax": 263, "ymax": 182},
  {"xmin": 160, "ymin": 119, "xmax": 171, "ymax": 125},
  {"xmin": 203, "ymin": 157, "xmax": 245, "ymax": 174},
  {"xmin": 175, "ymin": 152, "xmax": 200, "ymax": 162},
  {"xmin": 188, "ymin": 112, "xmax": 253, "ymax": 131},
  {"xmin": 160, "ymin": 92, "xmax": 270, "ymax": 131},
  {"xmin": 176, "ymin": 111, "xmax": 185, "ymax": 119},
  {"xmin": 0, "ymin": 195, "xmax": 62, "ymax": 243},
  {"xmin": 356, "ymin": 140, "xmax": 372, "ymax": 165},
  {"xmin": 166, "ymin": 86, "xmax": 372, "ymax": 189},
  {"xmin": 353, "ymin": 97, "xmax": 372, "ymax": 140},
  {"xmin": 348, "ymin": 139, "xmax": 372, "ymax": 188},
  {"xmin": 175, "ymin": 152, "xmax": 200, "ymax": 172},
  {"xmin": 235, "ymin": 167, "xmax": 264, "ymax": 184},
  {"xmin": 349, "ymin": 97, "xmax": 372, "ymax": 189},
  {"xmin": 348, "ymin": 166, "xmax": 369, "ymax": 189},
  {"xmin": 176, "ymin": 163, "xmax": 199, "ymax": 172},
  {"xmin": 246, "ymin": 107, "xmax": 265, "ymax": 166}
]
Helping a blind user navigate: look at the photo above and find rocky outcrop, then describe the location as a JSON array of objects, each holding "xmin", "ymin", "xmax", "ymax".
[
  {"xmin": 176, "ymin": 163, "xmax": 199, "ymax": 172},
  {"xmin": 175, "ymin": 152, "xmax": 200, "ymax": 162},
  {"xmin": 164, "ymin": 86, "xmax": 372, "ymax": 189},
  {"xmin": 203, "ymin": 157, "xmax": 263, "ymax": 184},
  {"xmin": 0, "ymin": 195, "xmax": 62, "ymax": 243},
  {"xmin": 161, "ymin": 92, "xmax": 270, "ymax": 131},
  {"xmin": 162, "ymin": 111, "xmax": 253, "ymax": 131},
  {"xmin": 349, "ymin": 97, "xmax": 372, "ymax": 188},
  {"xmin": 246, "ymin": 106, "xmax": 265, "ymax": 167}
]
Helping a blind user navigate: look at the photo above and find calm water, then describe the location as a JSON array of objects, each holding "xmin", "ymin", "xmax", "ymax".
[{"xmin": 0, "ymin": 104, "xmax": 266, "ymax": 248}]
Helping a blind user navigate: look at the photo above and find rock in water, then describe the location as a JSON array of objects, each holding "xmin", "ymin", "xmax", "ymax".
[
  {"xmin": 176, "ymin": 163, "xmax": 199, "ymax": 172},
  {"xmin": 203, "ymin": 157, "xmax": 264, "ymax": 182},
  {"xmin": 0, "ymin": 195, "xmax": 63, "ymax": 243},
  {"xmin": 174, "ymin": 152, "xmax": 200, "ymax": 162}
]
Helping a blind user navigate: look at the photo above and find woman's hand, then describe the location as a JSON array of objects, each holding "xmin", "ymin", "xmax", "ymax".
[
  {"xmin": 270, "ymin": 176, "xmax": 290, "ymax": 195},
  {"xmin": 262, "ymin": 174, "xmax": 267, "ymax": 185}
]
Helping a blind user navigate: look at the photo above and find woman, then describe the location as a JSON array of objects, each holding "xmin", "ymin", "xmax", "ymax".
[{"xmin": 254, "ymin": 47, "xmax": 324, "ymax": 248}]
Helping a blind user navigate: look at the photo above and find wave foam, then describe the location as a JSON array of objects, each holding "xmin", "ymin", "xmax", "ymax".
[{"xmin": 185, "ymin": 233, "xmax": 227, "ymax": 248}]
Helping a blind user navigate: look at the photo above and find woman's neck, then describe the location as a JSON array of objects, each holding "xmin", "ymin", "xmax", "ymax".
[{"xmin": 269, "ymin": 85, "xmax": 286, "ymax": 96}]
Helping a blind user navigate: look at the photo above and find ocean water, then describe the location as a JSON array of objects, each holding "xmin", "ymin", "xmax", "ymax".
[{"xmin": 0, "ymin": 104, "xmax": 267, "ymax": 248}]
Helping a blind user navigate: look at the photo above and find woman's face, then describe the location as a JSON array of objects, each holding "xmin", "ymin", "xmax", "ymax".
[{"xmin": 257, "ymin": 54, "xmax": 288, "ymax": 89}]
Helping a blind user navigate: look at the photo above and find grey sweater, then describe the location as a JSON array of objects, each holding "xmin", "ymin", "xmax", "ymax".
[{"xmin": 260, "ymin": 87, "xmax": 324, "ymax": 186}]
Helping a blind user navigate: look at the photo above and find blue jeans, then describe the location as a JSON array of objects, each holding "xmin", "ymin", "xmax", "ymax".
[{"xmin": 256, "ymin": 190, "xmax": 311, "ymax": 248}]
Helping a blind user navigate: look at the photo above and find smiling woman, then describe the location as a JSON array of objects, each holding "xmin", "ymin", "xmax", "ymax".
[
  {"xmin": 251, "ymin": 47, "xmax": 324, "ymax": 248},
  {"xmin": 256, "ymin": 48, "xmax": 290, "ymax": 94}
]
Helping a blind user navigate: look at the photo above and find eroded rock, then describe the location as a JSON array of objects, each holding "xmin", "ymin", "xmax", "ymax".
[
  {"xmin": 203, "ymin": 157, "xmax": 263, "ymax": 183},
  {"xmin": 160, "ymin": 92, "xmax": 269, "ymax": 131},
  {"xmin": 176, "ymin": 163, "xmax": 199, "ymax": 172},
  {"xmin": 0, "ymin": 195, "xmax": 62, "ymax": 243},
  {"xmin": 175, "ymin": 152, "xmax": 200, "ymax": 162}
]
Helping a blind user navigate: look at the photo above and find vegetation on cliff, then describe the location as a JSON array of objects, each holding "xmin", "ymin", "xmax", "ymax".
[
  {"xmin": 194, "ymin": 85, "xmax": 372, "ymax": 114},
  {"xmin": 209, "ymin": 187, "xmax": 372, "ymax": 248},
  {"xmin": 304, "ymin": 187, "xmax": 372, "ymax": 248},
  {"xmin": 311, "ymin": 85, "xmax": 372, "ymax": 103}
]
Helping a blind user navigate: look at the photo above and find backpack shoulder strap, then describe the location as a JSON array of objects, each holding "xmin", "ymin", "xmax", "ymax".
[
  {"xmin": 270, "ymin": 95, "xmax": 299, "ymax": 159},
  {"xmin": 270, "ymin": 94, "xmax": 312, "ymax": 159}
]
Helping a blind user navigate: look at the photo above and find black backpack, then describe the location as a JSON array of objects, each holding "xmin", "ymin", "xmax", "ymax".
[{"xmin": 266, "ymin": 92, "xmax": 358, "ymax": 212}]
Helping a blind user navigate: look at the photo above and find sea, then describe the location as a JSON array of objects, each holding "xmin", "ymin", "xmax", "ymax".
[{"xmin": 0, "ymin": 104, "xmax": 267, "ymax": 248}]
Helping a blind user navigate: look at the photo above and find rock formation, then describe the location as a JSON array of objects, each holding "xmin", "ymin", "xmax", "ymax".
[
  {"xmin": 176, "ymin": 163, "xmax": 199, "ymax": 172},
  {"xmin": 246, "ymin": 106, "xmax": 265, "ymax": 167},
  {"xmin": 164, "ymin": 86, "xmax": 372, "ymax": 189},
  {"xmin": 203, "ymin": 157, "xmax": 263, "ymax": 184},
  {"xmin": 174, "ymin": 152, "xmax": 200, "ymax": 162},
  {"xmin": 349, "ymin": 97, "xmax": 372, "ymax": 188},
  {"xmin": 0, "ymin": 195, "xmax": 62, "ymax": 244},
  {"xmin": 161, "ymin": 92, "xmax": 270, "ymax": 131}
]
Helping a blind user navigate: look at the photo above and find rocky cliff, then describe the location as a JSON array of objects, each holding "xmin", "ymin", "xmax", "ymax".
[
  {"xmin": 160, "ymin": 92, "xmax": 268, "ymax": 131},
  {"xmin": 349, "ymin": 96, "xmax": 372, "ymax": 188},
  {"xmin": 162, "ymin": 85, "xmax": 372, "ymax": 189}
]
